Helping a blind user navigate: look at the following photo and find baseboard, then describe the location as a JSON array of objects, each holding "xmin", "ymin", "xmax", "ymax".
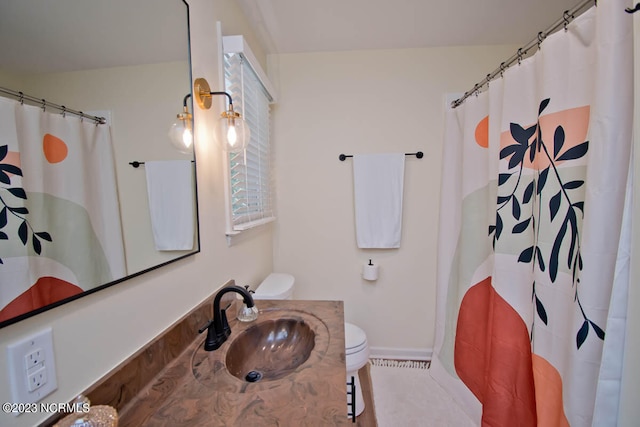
[{"xmin": 369, "ymin": 346, "xmax": 432, "ymax": 361}]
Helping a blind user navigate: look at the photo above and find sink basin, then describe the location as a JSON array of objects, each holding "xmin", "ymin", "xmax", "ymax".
[
  {"xmin": 225, "ymin": 318, "xmax": 315, "ymax": 382},
  {"xmin": 191, "ymin": 306, "xmax": 331, "ymax": 392}
]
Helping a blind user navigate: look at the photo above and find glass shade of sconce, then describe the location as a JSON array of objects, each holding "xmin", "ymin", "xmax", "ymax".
[
  {"xmin": 168, "ymin": 105, "xmax": 193, "ymax": 154},
  {"xmin": 220, "ymin": 103, "xmax": 249, "ymax": 153},
  {"xmin": 193, "ymin": 77, "xmax": 249, "ymax": 153}
]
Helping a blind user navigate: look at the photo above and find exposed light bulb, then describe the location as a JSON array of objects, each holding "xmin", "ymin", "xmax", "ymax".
[
  {"xmin": 182, "ymin": 128, "xmax": 193, "ymax": 148},
  {"xmin": 220, "ymin": 107, "xmax": 248, "ymax": 153},
  {"xmin": 168, "ymin": 113, "xmax": 193, "ymax": 154},
  {"xmin": 227, "ymin": 123, "xmax": 238, "ymax": 147}
]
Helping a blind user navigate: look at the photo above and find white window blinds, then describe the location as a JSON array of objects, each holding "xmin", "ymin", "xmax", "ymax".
[{"xmin": 223, "ymin": 48, "xmax": 275, "ymax": 231}]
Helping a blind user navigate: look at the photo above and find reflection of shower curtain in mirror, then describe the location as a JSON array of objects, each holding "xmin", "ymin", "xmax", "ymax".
[{"xmin": 0, "ymin": 97, "xmax": 126, "ymax": 321}]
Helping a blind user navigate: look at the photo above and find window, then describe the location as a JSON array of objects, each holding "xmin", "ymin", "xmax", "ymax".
[{"xmin": 223, "ymin": 36, "xmax": 276, "ymax": 233}]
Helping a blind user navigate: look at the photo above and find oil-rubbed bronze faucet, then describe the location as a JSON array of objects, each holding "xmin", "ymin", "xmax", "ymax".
[{"xmin": 198, "ymin": 285, "xmax": 256, "ymax": 351}]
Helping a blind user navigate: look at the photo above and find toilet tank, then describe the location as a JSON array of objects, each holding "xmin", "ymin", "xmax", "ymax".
[{"xmin": 253, "ymin": 273, "xmax": 295, "ymax": 300}]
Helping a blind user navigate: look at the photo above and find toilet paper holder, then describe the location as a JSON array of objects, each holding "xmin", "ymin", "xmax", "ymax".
[{"xmin": 362, "ymin": 259, "xmax": 379, "ymax": 281}]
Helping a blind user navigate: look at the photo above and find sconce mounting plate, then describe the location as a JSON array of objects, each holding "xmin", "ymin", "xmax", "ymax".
[{"xmin": 194, "ymin": 77, "xmax": 212, "ymax": 110}]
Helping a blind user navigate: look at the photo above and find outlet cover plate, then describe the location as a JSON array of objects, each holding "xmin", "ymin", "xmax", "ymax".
[{"xmin": 6, "ymin": 327, "xmax": 57, "ymax": 408}]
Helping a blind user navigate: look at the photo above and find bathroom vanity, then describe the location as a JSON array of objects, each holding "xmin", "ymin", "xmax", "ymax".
[{"xmin": 55, "ymin": 298, "xmax": 350, "ymax": 426}]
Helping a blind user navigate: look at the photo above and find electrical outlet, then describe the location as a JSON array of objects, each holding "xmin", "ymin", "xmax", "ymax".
[
  {"xmin": 24, "ymin": 348, "xmax": 44, "ymax": 370},
  {"xmin": 6, "ymin": 327, "xmax": 57, "ymax": 409},
  {"xmin": 27, "ymin": 366, "xmax": 47, "ymax": 392}
]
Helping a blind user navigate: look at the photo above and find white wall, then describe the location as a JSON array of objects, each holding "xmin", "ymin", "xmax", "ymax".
[
  {"xmin": 270, "ymin": 45, "xmax": 517, "ymax": 355},
  {"xmin": 0, "ymin": 71, "xmax": 23, "ymax": 89},
  {"xmin": 0, "ymin": 1, "xmax": 273, "ymax": 426}
]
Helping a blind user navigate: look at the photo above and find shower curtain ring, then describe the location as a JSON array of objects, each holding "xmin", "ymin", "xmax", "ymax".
[
  {"xmin": 500, "ymin": 62, "xmax": 506, "ymax": 78},
  {"xmin": 41, "ymin": 99, "xmax": 46, "ymax": 111},
  {"xmin": 18, "ymin": 92, "xmax": 24, "ymax": 105},
  {"xmin": 80, "ymin": 112, "xmax": 84, "ymax": 122},
  {"xmin": 563, "ymin": 11, "xmax": 572, "ymax": 31},
  {"xmin": 61, "ymin": 106, "xmax": 66, "ymax": 118},
  {"xmin": 537, "ymin": 32, "xmax": 545, "ymax": 48},
  {"xmin": 517, "ymin": 48, "xmax": 523, "ymax": 65}
]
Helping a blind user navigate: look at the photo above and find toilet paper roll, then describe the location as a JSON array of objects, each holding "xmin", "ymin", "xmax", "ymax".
[{"xmin": 362, "ymin": 263, "xmax": 379, "ymax": 281}]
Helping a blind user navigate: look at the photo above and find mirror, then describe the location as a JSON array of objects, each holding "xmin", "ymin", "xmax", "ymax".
[{"xmin": 0, "ymin": 0, "xmax": 198, "ymax": 327}]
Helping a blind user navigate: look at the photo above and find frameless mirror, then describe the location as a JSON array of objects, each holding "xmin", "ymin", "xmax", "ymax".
[{"xmin": 0, "ymin": 0, "xmax": 198, "ymax": 327}]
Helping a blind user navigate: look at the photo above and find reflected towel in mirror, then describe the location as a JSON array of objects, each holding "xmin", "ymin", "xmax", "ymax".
[{"xmin": 145, "ymin": 160, "xmax": 194, "ymax": 251}]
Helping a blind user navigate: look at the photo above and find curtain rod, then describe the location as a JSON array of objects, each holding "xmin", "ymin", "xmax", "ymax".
[
  {"xmin": 0, "ymin": 86, "xmax": 106, "ymax": 124},
  {"xmin": 451, "ymin": 0, "xmax": 595, "ymax": 109},
  {"xmin": 339, "ymin": 151, "xmax": 423, "ymax": 161}
]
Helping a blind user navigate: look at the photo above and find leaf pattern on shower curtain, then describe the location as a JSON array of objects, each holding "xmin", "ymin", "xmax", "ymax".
[
  {"xmin": 488, "ymin": 98, "xmax": 602, "ymax": 349},
  {"xmin": 0, "ymin": 144, "xmax": 53, "ymax": 264}
]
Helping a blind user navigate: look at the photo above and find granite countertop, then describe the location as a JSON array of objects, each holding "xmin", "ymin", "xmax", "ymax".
[{"xmin": 116, "ymin": 299, "xmax": 348, "ymax": 426}]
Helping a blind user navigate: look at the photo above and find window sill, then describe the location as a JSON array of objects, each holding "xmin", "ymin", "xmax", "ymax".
[
  {"xmin": 225, "ymin": 217, "xmax": 276, "ymax": 246},
  {"xmin": 232, "ymin": 216, "xmax": 276, "ymax": 232}
]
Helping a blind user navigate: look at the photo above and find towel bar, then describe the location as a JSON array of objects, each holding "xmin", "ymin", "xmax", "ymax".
[
  {"xmin": 129, "ymin": 160, "xmax": 195, "ymax": 168},
  {"xmin": 339, "ymin": 151, "xmax": 423, "ymax": 161}
]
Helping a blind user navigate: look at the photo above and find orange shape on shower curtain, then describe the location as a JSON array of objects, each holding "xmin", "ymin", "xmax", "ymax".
[
  {"xmin": 475, "ymin": 115, "xmax": 489, "ymax": 148},
  {"xmin": 3, "ymin": 151, "xmax": 21, "ymax": 176},
  {"xmin": 43, "ymin": 133, "xmax": 68, "ymax": 163},
  {"xmin": 454, "ymin": 276, "xmax": 537, "ymax": 426},
  {"xmin": 0, "ymin": 276, "xmax": 82, "ymax": 322},
  {"xmin": 532, "ymin": 353, "xmax": 570, "ymax": 427}
]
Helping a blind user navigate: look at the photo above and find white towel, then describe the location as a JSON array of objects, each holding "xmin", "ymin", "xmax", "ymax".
[
  {"xmin": 353, "ymin": 153, "xmax": 405, "ymax": 248},
  {"xmin": 145, "ymin": 160, "xmax": 195, "ymax": 251}
]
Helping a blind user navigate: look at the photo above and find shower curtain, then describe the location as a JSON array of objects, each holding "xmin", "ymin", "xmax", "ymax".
[
  {"xmin": 0, "ymin": 97, "xmax": 126, "ymax": 321},
  {"xmin": 430, "ymin": 1, "xmax": 633, "ymax": 426}
]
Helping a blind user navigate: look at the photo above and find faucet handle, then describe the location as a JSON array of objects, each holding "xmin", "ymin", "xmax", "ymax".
[
  {"xmin": 198, "ymin": 319, "xmax": 213, "ymax": 334},
  {"xmin": 243, "ymin": 285, "xmax": 255, "ymax": 294}
]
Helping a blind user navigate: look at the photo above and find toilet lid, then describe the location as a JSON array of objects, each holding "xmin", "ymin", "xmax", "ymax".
[
  {"xmin": 254, "ymin": 273, "xmax": 294, "ymax": 299},
  {"xmin": 345, "ymin": 322, "xmax": 367, "ymax": 352}
]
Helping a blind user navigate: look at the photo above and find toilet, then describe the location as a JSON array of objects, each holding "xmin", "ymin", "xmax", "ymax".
[
  {"xmin": 253, "ymin": 273, "xmax": 370, "ymax": 417},
  {"xmin": 344, "ymin": 321, "xmax": 369, "ymax": 417},
  {"xmin": 252, "ymin": 273, "xmax": 296, "ymax": 300}
]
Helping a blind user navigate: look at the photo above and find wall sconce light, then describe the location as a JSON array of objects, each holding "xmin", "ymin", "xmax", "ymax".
[
  {"xmin": 193, "ymin": 77, "xmax": 249, "ymax": 153},
  {"xmin": 168, "ymin": 94, "xmax": 194, "ymax": 154}
]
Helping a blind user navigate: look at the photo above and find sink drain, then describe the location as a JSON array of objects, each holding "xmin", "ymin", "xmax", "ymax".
[{"xmin": 245, "ymin": 370, "xmax": 263, "ymax": 382}]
